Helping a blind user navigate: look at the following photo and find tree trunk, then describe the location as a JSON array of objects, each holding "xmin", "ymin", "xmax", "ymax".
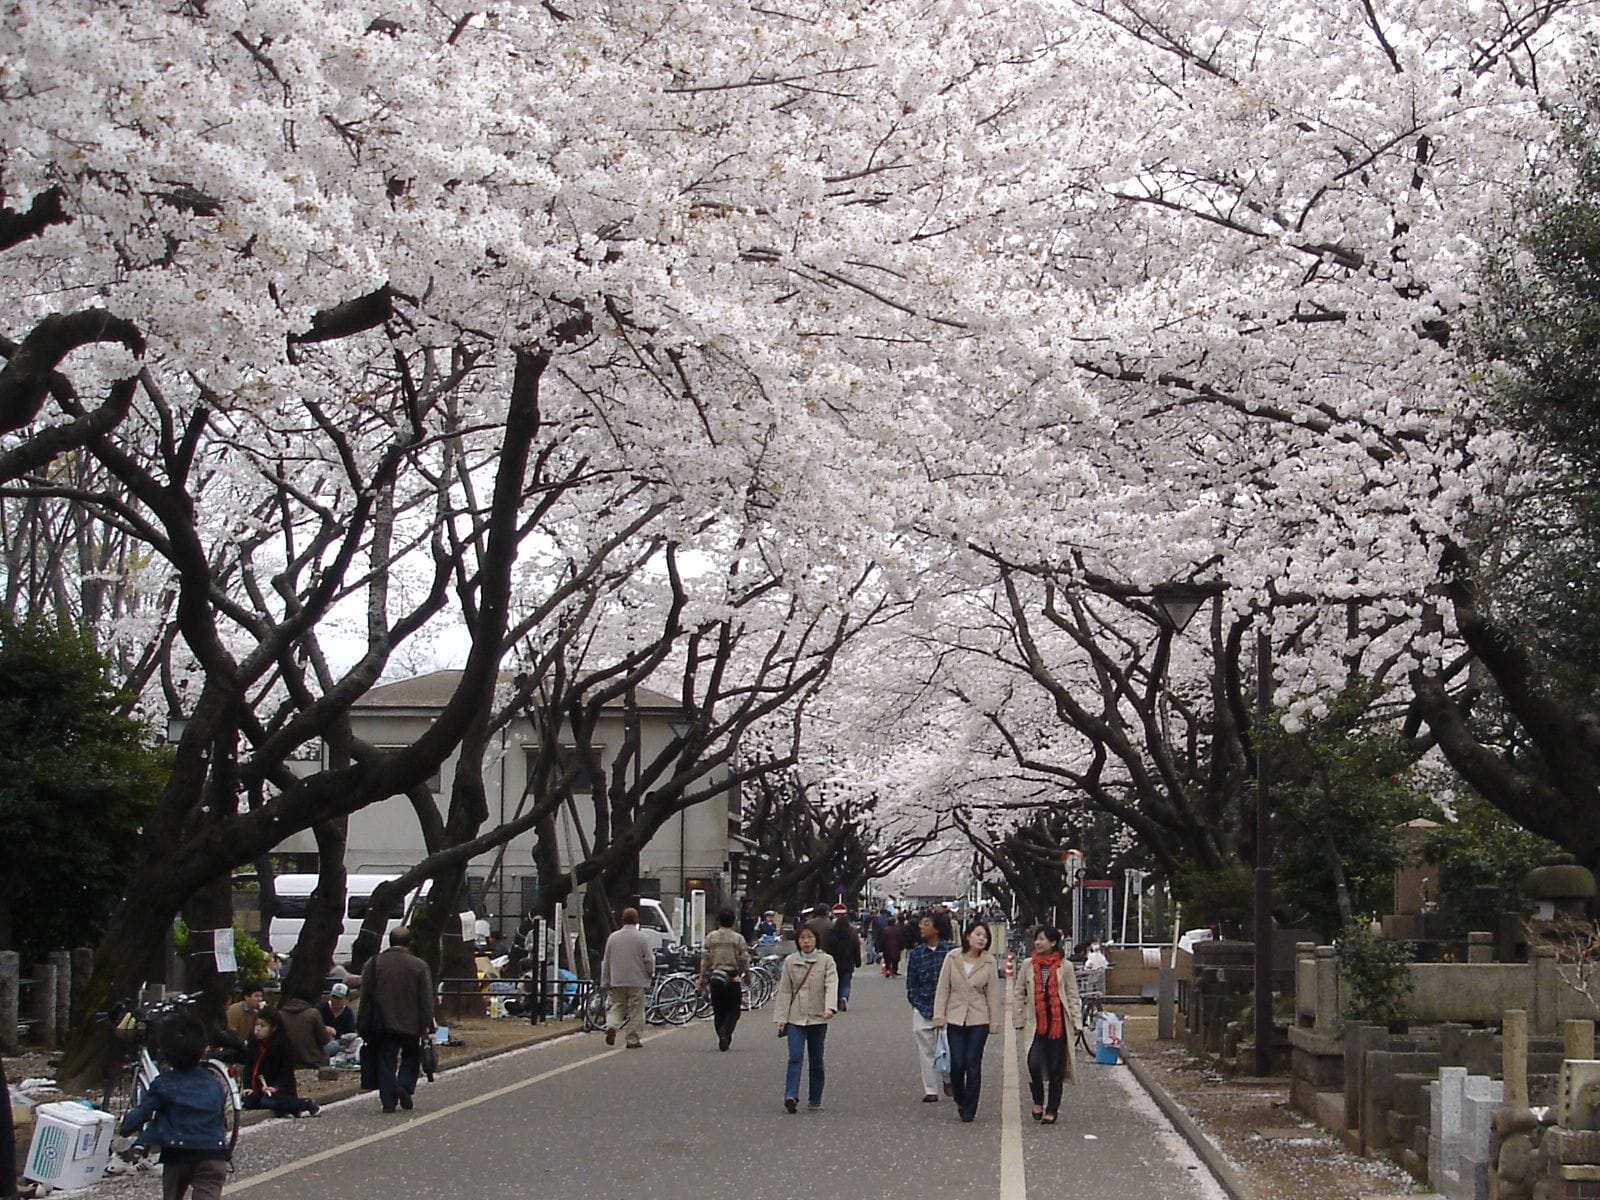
[{"xmin": 280, "ymin": 818, "xmax": 347, "ymax": 999}]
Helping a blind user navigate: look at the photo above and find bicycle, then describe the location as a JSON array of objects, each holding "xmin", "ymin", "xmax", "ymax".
[
  {"xmin": 98, "ymin": 995, "xmax": 242, "ymax": 1157},
  {"xmin": 1073, "ymin": 966, "xmax": 1107, "ymax": 1055}
]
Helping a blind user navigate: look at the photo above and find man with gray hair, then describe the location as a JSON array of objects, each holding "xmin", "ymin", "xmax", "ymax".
[
  {"xmin": 600, "ymin": 908, "xmax": 655, "ymax": 1049},
  {"xmin": 358, "ymin": 925, "xmax": 436, "ymax": 1113}
]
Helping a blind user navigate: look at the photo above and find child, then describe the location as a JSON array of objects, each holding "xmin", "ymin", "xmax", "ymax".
[
  {"xmin": 117, "ymin": 1014, "xmax": 231, "ymax": 1200},
  {"xmin": 242, "ymin": 1008, "xmax": 319, "ymax": 1118}
]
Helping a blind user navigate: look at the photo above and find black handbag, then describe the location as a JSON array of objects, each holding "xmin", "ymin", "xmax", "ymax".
[
  {"xmin": 420, "ymin": 1036, "xmax": 438, "ymax": 1082},
  {"xmin": 358, "ymin": 1041, "xmax": 378, "ymax": 1092}
]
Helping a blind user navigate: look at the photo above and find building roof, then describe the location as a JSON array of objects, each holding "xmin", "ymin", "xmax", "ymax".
[{"xmin": 356, "ymin": 669, "xmax": 684, "ymax": 713}]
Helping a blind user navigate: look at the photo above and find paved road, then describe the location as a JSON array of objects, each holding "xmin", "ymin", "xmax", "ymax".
[{"xmin": 90, "ymin": 972, "xmax": 1226, "ymax": 1200}]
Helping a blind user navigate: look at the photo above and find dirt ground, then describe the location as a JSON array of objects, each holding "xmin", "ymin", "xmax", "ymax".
[{"xmin": 1118, "ymin": 1010, "xmax": 1420, "ymax": 1200}]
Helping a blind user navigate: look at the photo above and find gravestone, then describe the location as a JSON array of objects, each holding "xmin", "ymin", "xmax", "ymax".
[
  {"xmin": 1430, "ymin": 1067, "xmax": 1467, "ymax": 1198},
  {"xmin": 1456, "ymin": 1075, "xmax": 1503, "ymax": 1200}
]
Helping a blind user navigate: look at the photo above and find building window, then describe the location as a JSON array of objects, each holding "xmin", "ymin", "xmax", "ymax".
[{"xmin": 526, "ymin": 746, "xmax": 599, "ymax": 795}]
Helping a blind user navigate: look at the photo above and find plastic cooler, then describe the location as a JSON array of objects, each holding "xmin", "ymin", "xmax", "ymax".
[
  {"xmin": 1093, "ymin": 1013, "xmax": 1124, "ymax": 1065},
  {"xmin": 24, "ymin": 1101, "xmax": 116, "ymax": 1191}
]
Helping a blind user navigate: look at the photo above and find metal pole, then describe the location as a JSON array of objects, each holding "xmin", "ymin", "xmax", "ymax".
[{"xmin": 1253, "ymin": 628, "xmax": 1274, "ymax": 1077}]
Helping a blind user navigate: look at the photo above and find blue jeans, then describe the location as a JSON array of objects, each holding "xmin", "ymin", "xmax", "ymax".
[
  {"xmin": 837, "ymin": 972, "xmax": 853, "ymax": 1005},
  {"xmin": 947, "ymin": 1023, "xmax": 990, "ymax": 1119},
  {"xmin": 784, "ymin": 1023, "xmax": 827, "ymax": 1105}
]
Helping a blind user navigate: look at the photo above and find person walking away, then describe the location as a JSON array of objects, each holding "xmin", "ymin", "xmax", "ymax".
[
  {"xmin": 358, "ymin": 924, "xmax": 437, "ymax": 1113},
  {"xmin": 1013, "ymin": 924, "xmax": 1081, "ymax": 1125},
  {"xmin": 879, "ymin": 916, "xmax": 904, "ymax": 977},
  {"xmin": 600, "ymin": 907, "xmax": 655, "ymax": 1049},
  {"xmin": 775, "ymin": 923, "xmax": 838, "ymax": 1112},
  {"xmin": 826, "ymin": 907, "xmax": 862, "ymax": 1011},
  {"xmin": 117, "ymin": 1014, "xmax": 232, "ymax": 1200},
  {"xmin": 906, "ymin": 913, "xmax": 955, "ymax": 1102},
  {"xmin": 932, "ymin": 920, "xmax": 1005, "ymax": 1123},
  {"xmin": 803, "ymin": 903, "xmax": 833, "ymax": 951},
  {"xmin": 240, "ymin": 1008, "xmax": 320, "ymax": 1118},
  {"xmin": 699, "ymin": 907, "xmax": 751, "ymax": 1051}
]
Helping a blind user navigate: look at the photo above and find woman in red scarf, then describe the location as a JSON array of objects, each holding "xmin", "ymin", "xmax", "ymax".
[{"xmin": 1011, "ymin": 925, "xmax": 1081, "ymax": 1124}]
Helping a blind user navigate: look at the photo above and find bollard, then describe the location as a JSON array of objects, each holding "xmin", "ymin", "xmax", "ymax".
[
  {"xmin": 1157, "ymin": 967, "xmax": 1177, "ymax": 1040},
  {"xmin": 32, "ymin": 962, "xmax": 58, "ymax": 1048},
  {"xmin": 0, "ymin": 951, "xmax": 18, "ymax": 1054},
  {"xmin": 1502, "ymin": 1009, "xmax": 1529, "ymax": 1108},
  {"xmin": 1565, "ymin": 1019, "xmax": 1596, "ymax": 1063}
]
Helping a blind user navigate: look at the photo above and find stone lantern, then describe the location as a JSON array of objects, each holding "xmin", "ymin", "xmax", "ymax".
[{"xmin": 1522, "ymin": 854, "xmax": 1597, "ymax": 922}]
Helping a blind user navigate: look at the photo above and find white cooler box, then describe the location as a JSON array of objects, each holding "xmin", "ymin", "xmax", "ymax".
[{"xmin": 24, "ymin": 1102, "xmax": 116, "ymax": 1191}]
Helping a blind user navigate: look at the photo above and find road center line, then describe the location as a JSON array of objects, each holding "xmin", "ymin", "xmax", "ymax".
[
  {"xmin": 1000, "ymin": 983, "xmax": 1026, "ymax": 1200},
  {"xmin": 227, "ymin": 1028, "xmax": 677, "ymax": 1192}
]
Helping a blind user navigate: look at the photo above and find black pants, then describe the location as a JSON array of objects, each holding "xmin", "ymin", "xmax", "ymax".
[
  {"xmin": 947, "ymin": 1023, "xmax": 990, "ymax": 1119},
  {"xmin": 371, "ymin": 1030, "xmax": 422, "ymax": 1111},
  {"xmin": 1027, "ymin": 1034, "xmax": 1067, "ymax": 1114},
  {"xmin": 709, "ymin": 977, "xmax": 742, "ymax": 1044}
]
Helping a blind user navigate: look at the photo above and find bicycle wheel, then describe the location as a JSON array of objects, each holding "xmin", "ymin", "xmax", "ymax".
[
  {"xmin": 101, "ymin": 1063, "xmax": 145, "ymax": 1124},
  {"xmin": 582, "ymin": 987, "xmax": 609, "ymax": 1033},
  {"xmin": 655, "ymin": 975, "xmax": 699, "ymax": 1025},
  {"xmin": 203, "ymin": 1060, "xmax": 240, "ymax": 1154}
]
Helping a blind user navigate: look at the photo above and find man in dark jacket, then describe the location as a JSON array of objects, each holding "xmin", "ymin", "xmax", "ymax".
[{"xmin": 358, "ymin": 925, "xmax": 436, "ymax": 1114}]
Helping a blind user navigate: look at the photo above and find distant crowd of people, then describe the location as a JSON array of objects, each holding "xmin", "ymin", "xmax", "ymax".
[{"xmin": 599, "ymin": 900, "xmax": 1083, "ymax": 1124}]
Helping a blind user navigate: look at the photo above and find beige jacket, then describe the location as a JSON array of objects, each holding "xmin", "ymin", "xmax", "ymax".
[
  {"xmin": 1012, "ymin": 955, "xmax": 1081, "ymax": 1083},
  {"xmin": 933, "ymin": 952, "xmax": 1005, "ymax": 1028},
  {"xmin": 774, "ymin": 950, "xmax": 839, "ymax": 1027},
  {"xmin": 600, "ymin": 924, "xmax": 656, "ymax": 990}
]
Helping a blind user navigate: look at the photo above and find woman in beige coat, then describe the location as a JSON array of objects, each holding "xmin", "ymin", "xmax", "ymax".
[
  {"xmin": 1012, "ymin": 924, "xmax": 1081, "ymax": 1125},
  {"xmin": 774, "ymin": 924, "xmax": 839, "ymax": 1113},
  {"xmin": 932, "ymin": 920, "xmax": 1006, "ymax": 1122}
]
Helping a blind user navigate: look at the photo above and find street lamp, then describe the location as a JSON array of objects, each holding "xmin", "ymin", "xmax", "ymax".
[
  {"xmin": 1153, "ymin": 582, "xmax": 1275, "ymax": 1076},
  {"xmin": 669, "ymin": 714, "xmax": 697, "ymax": 903}
]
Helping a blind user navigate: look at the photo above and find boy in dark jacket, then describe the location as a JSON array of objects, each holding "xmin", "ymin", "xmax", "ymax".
[
  {"xmin": 117, "ymin": 1014, "xmax": 231, "ymax": 1200},
  {"xmin": 241, "ymin": 1008, "xmax": 319, "ymax": 1118}
]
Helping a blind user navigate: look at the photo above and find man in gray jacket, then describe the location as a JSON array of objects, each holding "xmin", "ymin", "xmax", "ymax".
[
  {"xmin": 600, "ymin": 908, "xmax": 655, "ymax": 1048},
  {"xmin": 358, "ymin": 926, "xmax": 436, "ymax": 1113}
]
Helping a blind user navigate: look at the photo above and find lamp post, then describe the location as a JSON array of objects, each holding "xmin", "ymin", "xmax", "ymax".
[
  {"xmin": 668, "ymin": 714, "xmax": 697, "ymax": 903},
  {"xmin": 1154, "ymin": 585, "xmax": 1274, "ymax": 1075}
]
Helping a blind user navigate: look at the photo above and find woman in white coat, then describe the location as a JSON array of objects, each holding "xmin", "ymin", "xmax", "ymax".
[
  {"xmin": 774, "ymin": 923, "xmax": 839, "ymax": 1113},
  {"xmin": 932, "ymin": 920, "xmax": 1005, "ymax": 1122},
  {"xmin": 1012, "ymin": 924, "xmax": 1081, "ymax": 1125}
]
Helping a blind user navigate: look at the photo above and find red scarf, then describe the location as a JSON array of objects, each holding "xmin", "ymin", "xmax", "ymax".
[{"xmin": 1032, "ymin": 952, "xmax": 1065, "ymax": 1040}]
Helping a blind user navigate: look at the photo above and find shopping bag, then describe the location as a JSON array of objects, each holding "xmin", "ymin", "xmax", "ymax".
[
  {"xmin": 420, "ymin": 1036, "xmax": 439, "ymax": 1082},
  {"xmin": 932, "ymin": 1028, "xmax": 951, "ymax": 1075}
]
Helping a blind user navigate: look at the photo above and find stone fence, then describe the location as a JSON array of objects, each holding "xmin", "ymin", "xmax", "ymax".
[
  {"xmin": 0, "ymin": 948, "xmax": 98, "ymax": 1053},
  {"xmin": 1294, "ymin": 938, "xmax": 1599, "ymax": 1038}
]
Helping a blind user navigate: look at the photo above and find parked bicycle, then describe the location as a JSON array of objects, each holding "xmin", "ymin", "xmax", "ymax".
[{"xmin": 97, "ymin": 994, "xmax": 242, "ymax": 1157}]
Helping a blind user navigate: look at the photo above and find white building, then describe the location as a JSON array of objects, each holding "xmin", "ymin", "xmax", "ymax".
[{"xmin": 273, "ymin": 670, "xmax": 745, "ymax": 930}]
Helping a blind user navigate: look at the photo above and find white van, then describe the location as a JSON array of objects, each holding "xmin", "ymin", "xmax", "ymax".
[
  {"xmin": 267, "ymin": 874, "xmax": 474, "ymax": 967},
  {"xmin": 634, "ymin": 898, "xmax": 679, "ymax": 951}
]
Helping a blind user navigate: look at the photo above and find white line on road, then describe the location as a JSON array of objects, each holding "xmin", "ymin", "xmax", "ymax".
[
  {"xmin": 225, "ymin": 1028, "xmax": 679, "ymax": 1192},
  {"xmin": 1000, "ymin": 983, "xmax": 1026, "ymax": 1200}
]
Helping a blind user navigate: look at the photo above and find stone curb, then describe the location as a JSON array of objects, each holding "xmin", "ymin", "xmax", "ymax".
[
  {"xmin": 239, "ymin": 1019, "xmax": 581, "ymax": 1126},
  {"xmin": 1121, "ymin": 1046, "xmax": 1253, "ymax": 1200}
]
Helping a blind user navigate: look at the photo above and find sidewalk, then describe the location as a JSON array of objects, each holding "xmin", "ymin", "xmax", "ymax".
[{"xmin": 1117, "ymin": 1011, "xmax": 1417, "ymax": 1200}]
